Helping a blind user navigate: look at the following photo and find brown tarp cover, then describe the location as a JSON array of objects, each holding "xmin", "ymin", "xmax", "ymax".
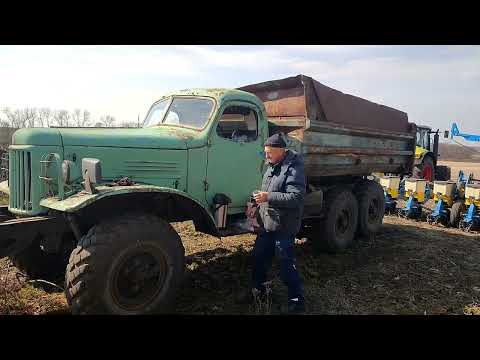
[{"xmin": 238, "ymin": 74, "xmax": 412, "ymax": 134}]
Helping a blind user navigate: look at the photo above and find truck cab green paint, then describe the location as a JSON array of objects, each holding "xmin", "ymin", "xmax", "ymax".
[{"xmin": 6, "ymin": 88, "xmax": 269, "ymax": 220}]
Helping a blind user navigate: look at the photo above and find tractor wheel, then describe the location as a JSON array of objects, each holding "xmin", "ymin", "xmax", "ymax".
[
  {"xmin": 65, "ymin": 213, "xmax": 185, "ymax": 315},
  {"xmin": 449, "ymin": 200, "xmax": 465, "ymax": 228}
]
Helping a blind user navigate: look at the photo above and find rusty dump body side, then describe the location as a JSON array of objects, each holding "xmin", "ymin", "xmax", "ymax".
[{"xmin": 239, "ymin": 75, "xmax": 417, "ymax": 182}]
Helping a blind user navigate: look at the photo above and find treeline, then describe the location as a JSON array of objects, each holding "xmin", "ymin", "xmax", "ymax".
[{"xmin": 0, "ymin": 107, "xmax": 140, "ymax": 128}]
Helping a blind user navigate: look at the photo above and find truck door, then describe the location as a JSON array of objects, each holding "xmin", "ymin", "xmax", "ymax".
[{"xmin": 206, "ymin": 102, "xmax": 266, "ymax": 213}]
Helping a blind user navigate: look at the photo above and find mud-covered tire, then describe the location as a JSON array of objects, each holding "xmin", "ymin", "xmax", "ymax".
[
  {"xmin": 313, "ymin": 187, "xmax": 359, "ymax": 253},
  {"xmin": 65, "ymin": 213, "xmax": 185, "ymax": 315},
  {"xmin": 449, "ymin": 200, "xmax": 465, "ymax": 228},
  {"xmin": 355, "ymin": 180, "xmax": 386, "ymax": 237},
  {"xmin": 436, "ymin": 165, "xmax": 451, "ymax": 181},
  {"xmin": 10, "ymin": 234, "xmax": 75, "ymax": 282}
]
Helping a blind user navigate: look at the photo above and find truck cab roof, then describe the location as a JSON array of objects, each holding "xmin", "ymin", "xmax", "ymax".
[{"xmin": 157, "ymin": 88, "xmax": 266, "ymax": 110}]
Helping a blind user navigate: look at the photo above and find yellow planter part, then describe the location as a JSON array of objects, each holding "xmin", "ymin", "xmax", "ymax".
[{"xmin": 433, "ymin": 193, "xmax": 453, "ymax": 207}]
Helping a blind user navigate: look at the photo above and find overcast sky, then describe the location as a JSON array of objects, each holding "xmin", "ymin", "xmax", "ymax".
[{"xmin": 1, "ymin": 45, "xmax": 479, "ymax": 139}]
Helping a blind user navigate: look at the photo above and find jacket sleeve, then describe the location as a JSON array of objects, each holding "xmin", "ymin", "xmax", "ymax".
[{"xmin": 267, "ymin": 161, "xmax": 306, "ymax": 209}]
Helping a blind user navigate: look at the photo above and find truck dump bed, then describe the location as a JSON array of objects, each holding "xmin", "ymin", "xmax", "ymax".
[{"xmin": 238, "ymin": 75, "xmax": 417, "ymax": 180}]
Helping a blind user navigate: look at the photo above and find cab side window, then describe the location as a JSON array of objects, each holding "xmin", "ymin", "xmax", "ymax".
[
  {"xmin": 216, "ymin": 105, "xmax": 258, "ymax": 142},
  {"xmin": 423, "ymin": 131, "xmax": 430, "ymax": 150}
]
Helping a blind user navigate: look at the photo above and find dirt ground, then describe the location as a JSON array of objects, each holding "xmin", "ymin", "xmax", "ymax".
[
  {"xmin": 438, "ymin": 160, "xmax": 480, "ymax": 180},
  {"xmin": 1, "ymin": 214, "xmax": 479, "ymax": 315}
]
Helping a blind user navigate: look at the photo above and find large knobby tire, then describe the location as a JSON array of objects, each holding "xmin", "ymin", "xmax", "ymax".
[
  {"xmin": 414, "ymin": 156, "xmax": 435, "ymax": 182},
  {"xmin": 313, "ymin": 188, "xmax": 359, "ymax": 253},
  {"xmin": 449, "ymin": 200, "xmax": 465, "ymax": 228},
  {"xmin": 10, "ymin": 234, "xmax": 75, "ymax": 282},
  {"xmin": 355, "ymin": 180, "xmax": 386, "ymax": 237},
  {"xmin": 65, "ymin": 213, "xmax": 185, "ymax": 315},
  {"xmin": 435, "ymin": 165, "xmax": 451, "ymax": 181}
]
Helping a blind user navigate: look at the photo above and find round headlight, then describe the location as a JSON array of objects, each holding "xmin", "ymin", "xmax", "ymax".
[{"xmin": 62, "ymin": 160, "xmax": 72, "ymax": 184}]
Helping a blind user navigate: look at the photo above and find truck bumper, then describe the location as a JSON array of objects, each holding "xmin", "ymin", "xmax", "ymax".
[{"xmin": 0, "ymin": 205, "xmax": 67, "ymax": 259}]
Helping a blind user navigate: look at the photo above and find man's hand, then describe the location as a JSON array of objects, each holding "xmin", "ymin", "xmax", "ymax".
[{"xmin": 254, "ymin": 191, "xmax": 269, "ymax": 204}]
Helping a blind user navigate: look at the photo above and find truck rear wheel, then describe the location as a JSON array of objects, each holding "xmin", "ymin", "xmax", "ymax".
[
  {"xmin": 65, "ymin": 213, "xmax": 185, "ymax": 315},
  {"xmin": 449, "ymin": 200, "xmax": 465, "ymax": 228},
  {"xmin": 313, "ymin": 187, "xmax": 359, "ymax": 253},
  {"xmin": 355, "ymin": 180, "xmax": 385, "ymax": 237}
]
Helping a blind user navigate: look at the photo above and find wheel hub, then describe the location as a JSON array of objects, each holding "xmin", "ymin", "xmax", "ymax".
[{"xmin": 112, "ymin": 250, "xmax": 167, "ymax": 311}]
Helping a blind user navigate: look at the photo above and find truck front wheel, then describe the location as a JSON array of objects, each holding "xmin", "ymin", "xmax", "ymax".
[
  {"xmin": 313, "ymin": 187, "xmax": 359, "ymax": 253},
  {"xmin": 65, "ymin": 213, "xmax": 185, "ymax": 315}
]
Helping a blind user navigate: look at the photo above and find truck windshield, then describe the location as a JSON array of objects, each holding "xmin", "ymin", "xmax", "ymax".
[{"xmin": 143, "ymin": 97, "xmax": 214, "ymax": 129}]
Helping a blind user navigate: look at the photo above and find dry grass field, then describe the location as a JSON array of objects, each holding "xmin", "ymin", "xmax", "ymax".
[{"xmin": 1, "ymin": 216, "xmax": 479, "ymax": 315}]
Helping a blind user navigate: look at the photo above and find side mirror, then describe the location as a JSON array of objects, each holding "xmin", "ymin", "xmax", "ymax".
[
  {"xmin": 82, "ymin": 158, "xmax": 102, "ymax": 193},
  {"xmin": 444, "ymin": 130, "xmax": 449, "ymax": 139}
]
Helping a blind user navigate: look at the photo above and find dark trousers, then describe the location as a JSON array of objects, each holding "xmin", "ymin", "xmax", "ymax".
[{"xmin": 252, "ymin": 230, "xmax": 304, "ymax": 302}]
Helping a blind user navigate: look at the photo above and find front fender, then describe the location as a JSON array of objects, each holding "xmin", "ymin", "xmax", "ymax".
[{"xmin": 40, "ymin": 185, "xmax": 219, "ymax": 237}]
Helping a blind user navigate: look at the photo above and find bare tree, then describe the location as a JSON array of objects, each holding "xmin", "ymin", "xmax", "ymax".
[
  {"xmin": 13, "ymin": 109, "xmax": 25, "ymax": 128},
  {"xmin": 0, "ymin": 110, "xmax": 7, "ymax": 127},
  {"xmin": 71, "ymin": 108, "xmax": 91, "ymax": 127},
  {"xmin": 52, "ymin": 110, "xmax": 71, "ymax": 127},
  {"xmin": 3, "ymin": 108, "xmax": 23, "ymax": 128},
  {"xmin": 2, "ymin": 107, "xmax": 39, "ymax": 128},
  {"xmin": 71, "ymin": 108, "xmax": 81, "ymax": 127},
  {"xmin": 38, "ymin": 107, "xmax": 52, "ymax": 127},
  {"xmin": 100, "ymin": 115, "xmax": 116, "ymax": 127},
  {"xmin": 23, "ymin": 107, "xmax": 37, "ymax": 128},
  {"xmin": 81, "ymin": 109, "xmax": 91, "ymax": 127},
  {"xmin": 1, "ymin": 106, "xmax": 121, "ymax": 129}
]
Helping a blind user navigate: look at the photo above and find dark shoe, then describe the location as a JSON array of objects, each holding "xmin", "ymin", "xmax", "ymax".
[{"xmin": 287, "ymin": 299, "xmax": 306, "ymax": 314}]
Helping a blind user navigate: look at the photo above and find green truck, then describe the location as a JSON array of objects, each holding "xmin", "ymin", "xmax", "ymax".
[{"xmin": 0, "ymin": 75, "xmax": 417, "ymax": 314}]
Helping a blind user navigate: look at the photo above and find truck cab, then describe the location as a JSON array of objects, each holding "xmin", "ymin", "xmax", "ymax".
[{"xmin": 141, "ymin": 89, "xmax": 269, "ymax": 215}]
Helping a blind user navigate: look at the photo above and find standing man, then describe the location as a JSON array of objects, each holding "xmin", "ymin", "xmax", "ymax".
[{"xmin": 250, "ymin": 133, "xmax": 306, "ymax": 313}]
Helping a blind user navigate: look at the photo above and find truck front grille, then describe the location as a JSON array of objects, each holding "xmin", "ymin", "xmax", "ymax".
[
  {"xmin": 0, "ymin": 149, "xmax": 8, "ymax": 182},
  {"xmin": 9, "ymin": 150, "xmax": 32, "ymax": 211}
]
